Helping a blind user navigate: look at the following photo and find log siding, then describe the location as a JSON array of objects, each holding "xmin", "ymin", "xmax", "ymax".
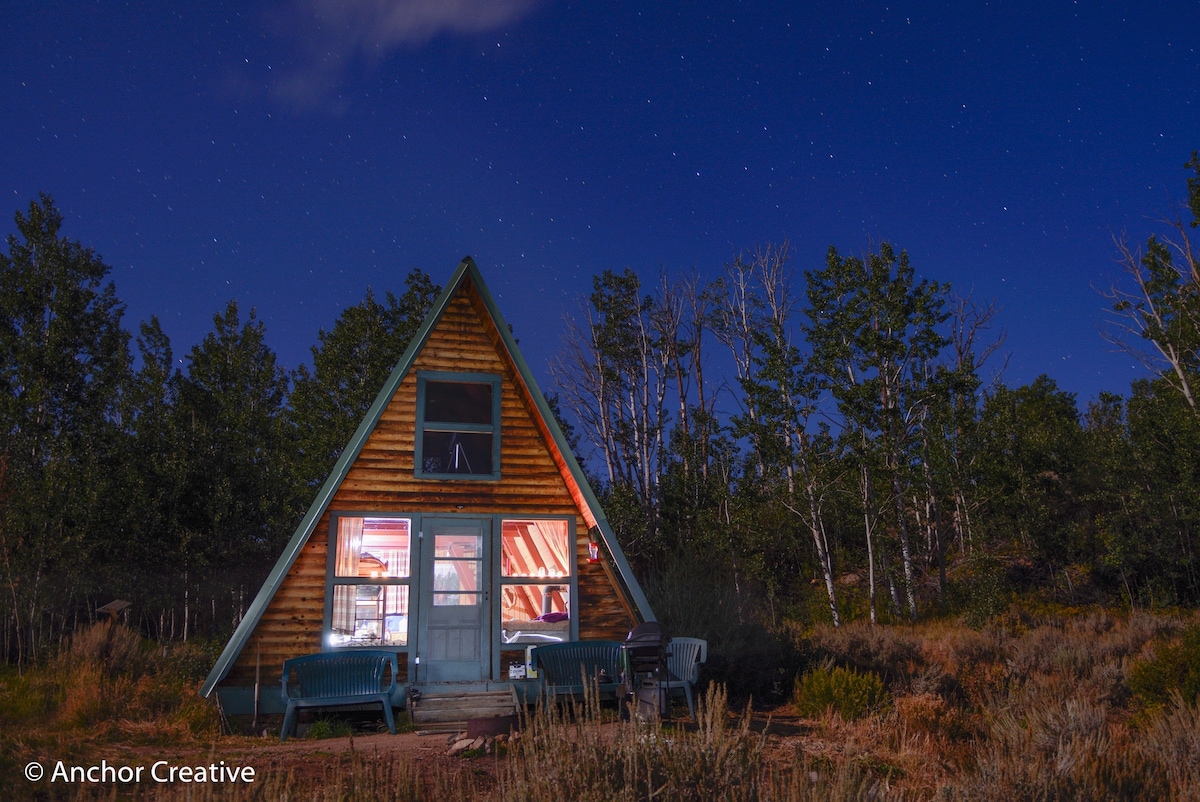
[{"xmin": 225, "ymin": 275, "xmax": 635, "ymax": 687}]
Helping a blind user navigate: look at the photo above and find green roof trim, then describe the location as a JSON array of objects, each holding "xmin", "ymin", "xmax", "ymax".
[{"xmin": 200, "ymin": 257, "xmax": 652, "ymax": 698}]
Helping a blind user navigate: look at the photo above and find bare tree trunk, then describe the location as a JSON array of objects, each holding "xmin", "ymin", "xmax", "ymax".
[
  {"xmin": 807, "ymin": 478, "xmax": 840, "ymax": 626},
  {"xmin": 683, "ymin": 273, "xmax": 713, "ymax": 479},
  {"xmin": 923, "ymin": 451, "xmax": 948, "ymax": 608},
  {"xmin": 890, "ymin": 469, "xmax": 918, "ymax": 621},
  {"xmin": 860, "ymin": 458, "xmax": 878, "ymax": 625},
  {"xmin": 1102, "ymin": 227, "xmax": 1199, "ymax": 416},
  {"xmin": 183, "ymin": 577, "xmax": 189, "ymax": 643},
  {"xmin": 714, "ymin": 256, "xmax": 765, "ymax": 477},
  {"xmin": 658, "ymin": 272, "xmax": 692, "ymax": 479}
]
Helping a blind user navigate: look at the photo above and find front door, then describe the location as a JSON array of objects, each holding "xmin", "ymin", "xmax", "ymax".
[{"xmin": 417, "ymin": 517, "xmax": 491, "ymax": 682}]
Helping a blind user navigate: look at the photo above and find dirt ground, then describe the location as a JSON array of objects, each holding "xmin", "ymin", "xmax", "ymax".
[{"xmin": 97, "ymin": 706, "xmax": 816, "ymax": 789}]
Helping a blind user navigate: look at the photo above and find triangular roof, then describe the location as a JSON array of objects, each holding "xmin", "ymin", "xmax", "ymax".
[{"xmin": 201, "ymin": 257, "xmax": 653, "ymax": 697}]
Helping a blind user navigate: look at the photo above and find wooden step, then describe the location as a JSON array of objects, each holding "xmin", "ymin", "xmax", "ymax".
[{"xmin": 410, "ymin": 687, "xmax": 518, "ymax": 730}]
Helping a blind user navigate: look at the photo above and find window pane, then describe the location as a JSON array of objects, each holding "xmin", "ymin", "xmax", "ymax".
[
  {"xmin": 500, "ymin": 584, "xmax": 570, "ymax": 644},
  {"xmin": 433, "ymin": 591, "xmax": 481, "ymax": 607},
  {"xmin": 435, "ymin": 534, "xmax": 481, "ymax": 559},
  {"xmin": 432, "ymin": 533, "xmax": 481, "ymax": 606},
  {"xmin": 502, "ymin": 520, "xmax": 570, "ymax": 578},
  {"xmin": 421, "ymin": 431, "xmax": 493, "ymax": 475},
  {"xmin": 330, "ymin": 585, "xmax": 409, "ymax": 647},
  {"xmin": 425, "ymin": 381, "xmax": 492, "ymax": 424},
  {"xmin": 434, "ymin": 560, "xmax": 479, "ymax": 593},
  {"xmin": 335, "ymin": 517, "xmax": 411, "ymax": 578}
]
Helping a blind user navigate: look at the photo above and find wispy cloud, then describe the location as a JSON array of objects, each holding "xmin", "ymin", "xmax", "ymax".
[{"xmin": 270, "ymin": 0, "xmax": 543, "ymax": 111}]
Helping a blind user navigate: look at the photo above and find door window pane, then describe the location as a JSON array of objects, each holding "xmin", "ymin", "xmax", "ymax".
[
  {"xmin": 435, "ymin": 533, "xmax": 481, "ymax": 559},
  {"xmin": 433, "ymin": 591, "xmax": 482, "ymax": 607},
  {"xmin": 433, "ymin": 533, "xmax": 481, "ymax": 605},
  {"xmin": 434, "ymin": 560, "xmax": 479, "ymax": 593}
]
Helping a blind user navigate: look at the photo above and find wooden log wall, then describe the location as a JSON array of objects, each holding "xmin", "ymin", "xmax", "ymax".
[{"xmin": 225, "ymin": 276, "xmax": 636, "ymax": 687}]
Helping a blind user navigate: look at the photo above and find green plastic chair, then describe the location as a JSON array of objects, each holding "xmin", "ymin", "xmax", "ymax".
[{"xmin": 666, "ymin": 637, "xmax": 707, "ymax": 718}]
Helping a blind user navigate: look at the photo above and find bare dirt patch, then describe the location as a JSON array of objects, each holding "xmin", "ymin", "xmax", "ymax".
[{"xmin": 90, "ymin": 705, "xmax": 816, "ymax": 788}]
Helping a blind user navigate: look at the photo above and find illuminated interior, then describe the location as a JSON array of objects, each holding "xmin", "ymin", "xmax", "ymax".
[
  {"xmin": 330, "ymin": 585, "xmax": 409, "ymax": 647},
  {"xmin": 334, "ymin": 518, "xmax": 411, "ymax": 578},
  {"xmin": 432, "ymin": 533, "xmax": 481, "ymax": 607},
  {"xmin": 330, "ymin": 517, "xmax": 411, "ymax": 647},
  {"xmin": 501, "ymin": 520, "xmax": 571, "ymax": 643}
]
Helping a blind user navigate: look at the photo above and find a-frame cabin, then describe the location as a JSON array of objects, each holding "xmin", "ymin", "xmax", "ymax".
[{"xmin": 201, "ymin": 258, "xmax": 654, "ymax": 714}]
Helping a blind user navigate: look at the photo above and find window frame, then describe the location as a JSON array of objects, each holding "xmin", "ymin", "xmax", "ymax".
[
  {"xmin": 414, "ymin": 371, "xmax": 503, "ymax": 481},
  {"xmin": 323, "ymin": 514, "xmax": 415, "ymax": 652}
]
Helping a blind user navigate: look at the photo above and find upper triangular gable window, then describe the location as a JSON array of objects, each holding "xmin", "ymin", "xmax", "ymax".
[{"xmin": 414, "ymin": 371, "xmax": 502, "ymax": 480}]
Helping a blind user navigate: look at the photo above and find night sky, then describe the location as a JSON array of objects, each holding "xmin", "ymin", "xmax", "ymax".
[{"xmin": 4, "ymin": 1, "xmax": 1199, "ymax": 409}]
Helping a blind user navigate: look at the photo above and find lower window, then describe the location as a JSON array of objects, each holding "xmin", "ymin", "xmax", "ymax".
[
  {"xmin": 330, "ymin": 584, "xmax": 410, "ymax": 647},
  {"xmin": 500, "ymin": 584, "xmax": 570, "ymax": 644}
]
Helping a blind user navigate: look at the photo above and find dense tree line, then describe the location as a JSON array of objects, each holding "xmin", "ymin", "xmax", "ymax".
[
  {"xmin": 553, "ymin": 154, "xmax": 1200, "ymax": 636},
  {"xmin": 0, "ymin": 195, "xmax": 439, "ymax": 664},
  {"xmin": 1, "ymin": 154, "xmax": 1197, "ymax": 663}
]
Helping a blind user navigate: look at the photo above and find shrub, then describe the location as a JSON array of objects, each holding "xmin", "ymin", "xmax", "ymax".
[
  {"xmin": 792, "ymin": 664, "xmax": 887, "ymax": 720},
  {"xmin": 306, "ymin": 716, "xmax": 354, "ymax": 739},
  {"xmin": 955, "ymin": 688, "xmax": 1171, "ymax": 801},
  {"xmin": 67, "ymin": 620, "xmax": 145, "ymax": 676},
  {"xmin": 951, "ymin": 556, "xmax": 1011, "ymax": 629},
  {"xmin": 1128, "ymin": 620, "xmax": 1200, "ymax": 711},
  {"xmin": 645, "ymin": 549, "xmax": 799, "ymax": 702},
  {"xmin": 806, "ymin": 620, "xmax": 922, "ymax": 688},
  {"xmin": 1136, "ymin": 693, "xmax": 1200, "ymax": 796},
  {"xmin": 504, "ymin": 684, "xmax": 769, "ymax": 801},
  {"xmin": 894, "ymin": 692, "xmax": 979, "ymax": 744}
]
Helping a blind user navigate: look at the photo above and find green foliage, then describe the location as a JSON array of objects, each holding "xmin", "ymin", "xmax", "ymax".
[
  {"xmin": 804, "ymin": 243, "xmax": 951, "ymax": 622},
  {"xmin": 306, "ymin": 716, "xmax": 355, "ymax": 739},
  {"xmin": 644, "ymin": 548, "xmax": 798, "ymax": 701},
  {"xmin": 977, "ymin": 376, "xmax": 1088, "ymax": 564},
  {"xmin": 1187, "ymin": 150, "xmax": 1200, "ymax": 226},
  {"xmin": 0, "ymin": 195, "xmax": 133, "ymax": 664},
  {"xmin": 288, "ymin": 275, "xmax": 439, "ymax": 490},
  {"xmin": 951, "ymin": 556, "xmax": 1012, "ymax": 629},
  {"xmin": 792, "ymin": 664, "xmax": 887, "ymax": 720},
  {"xmin": 1129, "ymin": 621, "xmax": 1200, "ymax": 711},
  {"xmin": 1089, "ymin": 381, "xmax": 1200, "ymax": 604},
  {"xmin": 4, "ymin": 152, "xmax": 1200, "ymax": 673},
  {"xmin": 179, "ymin": 300, "xmax": 293, "ymax": 564}
]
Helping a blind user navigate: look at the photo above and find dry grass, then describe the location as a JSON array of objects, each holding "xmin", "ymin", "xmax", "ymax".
[
  {"xmin": 8, "ymin": 611, "xmax": 1200, "ymax": 800},
  {"xmin": 789, "ymin": 606, "xmax": 1200, "ymax": 800},
  {"xmin": 0, "ymin": 621, "xmax": 221, "ymax": 789}
]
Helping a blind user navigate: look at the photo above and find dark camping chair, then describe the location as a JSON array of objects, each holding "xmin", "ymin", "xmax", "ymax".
[
  {"xmin": 625, "ymin": 621, "xmax": 669, "ymax": 679},
  {"xmin": 623, "ymin": 622, "xmax": 670, "ymax": 718}
]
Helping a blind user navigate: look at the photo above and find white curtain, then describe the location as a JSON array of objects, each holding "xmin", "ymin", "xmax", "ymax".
[{"xmin": 530, "ymin": 520, "xmax": 569, "ymax": 576}]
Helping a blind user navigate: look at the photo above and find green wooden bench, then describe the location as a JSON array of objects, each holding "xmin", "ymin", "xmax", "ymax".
[
  {"xmin": 279, "ymin": 650, "xmax": 398, "ymax": 741},
  {"xmin": 532, "ymin": 640, "xmax": 624, "ymax": 699}
]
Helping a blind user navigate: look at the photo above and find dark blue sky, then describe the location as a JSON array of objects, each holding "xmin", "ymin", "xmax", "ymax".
[{"xmin": 4, "ymin": 1, "xmax": 1198, "ymax": 409}]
